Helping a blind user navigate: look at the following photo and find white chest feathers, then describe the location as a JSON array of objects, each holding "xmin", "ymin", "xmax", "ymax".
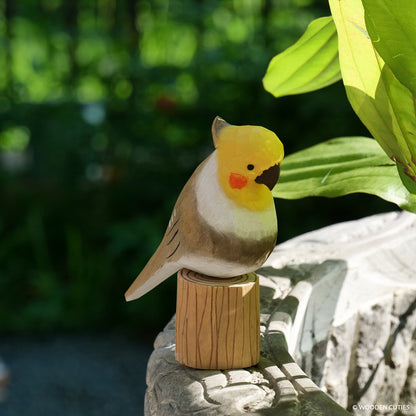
[{"xmin": 195, "ymin": 153, "xmax": 277, "ymax": 241}]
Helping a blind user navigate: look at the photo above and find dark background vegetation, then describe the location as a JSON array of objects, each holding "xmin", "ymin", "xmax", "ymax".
[{"xmin": 0, "ymin": 0, "xmax": 394, "ymax": 342}]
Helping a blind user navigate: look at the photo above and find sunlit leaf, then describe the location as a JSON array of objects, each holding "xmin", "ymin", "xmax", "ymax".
[
  {"xmin": 274, "ymin": 137, "xmax": 416, "ymax": 213},
  {"xmin": 363, "ymin": 0, "xmax": 416, "ymax": 97},
  {"xmin": 397, "ymin": 163, "xmax": 416, "ymax": 195},
  {"xmin": 140, "ymin": 20, "xmax": 197, "ymax": 68},
  {"xmin": 328, "ymin": 0, "xmax": 416, "ymax": 191},
  {"xmin": 77, "ymin": 76, "xmax": 107, "ymax": 102},
  {"xmin": 263, "ymin": 16, "xmax": 341, "ymax": 98},
  {"xmin": 0, "ymin": 126, "xmax": 31, "ymax": 151}
]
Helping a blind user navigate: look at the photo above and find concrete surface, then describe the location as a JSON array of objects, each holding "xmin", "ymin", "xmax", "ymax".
[{"xmin": 0, "ymin": 333, "xmax": 152, "ymax": 416}]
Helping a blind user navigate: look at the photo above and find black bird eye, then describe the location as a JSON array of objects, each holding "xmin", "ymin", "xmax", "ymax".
[{"xmin": 247, "ymin": 164, "xmax": 254, "ymax": 171}]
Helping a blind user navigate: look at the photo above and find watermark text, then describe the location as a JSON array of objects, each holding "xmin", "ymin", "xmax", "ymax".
[{"xmin": 352, "ymin": 403, "xmax": 411, "ymax": 412}]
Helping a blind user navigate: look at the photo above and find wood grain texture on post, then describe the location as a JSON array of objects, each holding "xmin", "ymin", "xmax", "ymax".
[{"xmin": 175, "ymin": 269, "xmax": 260, "ymax": 370}]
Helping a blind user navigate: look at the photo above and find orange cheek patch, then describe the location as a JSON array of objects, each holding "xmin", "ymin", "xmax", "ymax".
[{"xmin": 229, "ymin": 173, "xmax": 248, "ymax": 189}]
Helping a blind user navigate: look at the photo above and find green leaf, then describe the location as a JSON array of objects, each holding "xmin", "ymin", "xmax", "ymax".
[
  {"xmin": 328, "ymin": 0, "xmax": 416, "ymax": 192},
  {"xmin": 263, "ymin": 16, "xmax": 341, "ymax": 98},
  {"xmin": 0, "ymin": 126, "xmax": 31, "ymax": 151},
  {"xmin": 273, "ymin": 137, "xmax": 416, "ymax": 213},
  {"xmin": 397, "ymin": 162, "xmax": 416, "ymax": 195},
  {"xmin": 363, "ymin": 0, "xmax": 416, "ymax": 98}
]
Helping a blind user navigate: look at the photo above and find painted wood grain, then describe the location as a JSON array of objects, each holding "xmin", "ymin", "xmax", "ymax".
[{"xmin": 175, "ymin": 269, "xmax": 260, "ymax": 370}]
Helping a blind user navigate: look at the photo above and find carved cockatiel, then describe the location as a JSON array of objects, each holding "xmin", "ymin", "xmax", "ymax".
[{"xmin": 125, "ymin": 117, "xmax": 284, "ymax": 301}]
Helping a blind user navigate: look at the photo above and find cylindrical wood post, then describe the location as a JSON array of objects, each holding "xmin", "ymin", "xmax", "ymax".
[{"xmin": 175, "ymin": 269, "xmax": 260, "ymax": 370}]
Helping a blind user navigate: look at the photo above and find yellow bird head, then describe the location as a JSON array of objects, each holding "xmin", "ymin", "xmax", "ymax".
[{"xmin": 212, "ymin": 117, "xmax": 284, "ymax": 211}]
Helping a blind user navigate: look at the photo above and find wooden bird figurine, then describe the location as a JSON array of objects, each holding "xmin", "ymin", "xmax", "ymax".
[{"xmin": 125, "ymin": 117, "xmax": 284, "ymax": 301}]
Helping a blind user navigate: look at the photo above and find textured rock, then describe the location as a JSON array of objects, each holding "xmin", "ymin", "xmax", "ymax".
[{"xmin": 145, "ymin": 212, "xmax": 416, "ymax": 415}]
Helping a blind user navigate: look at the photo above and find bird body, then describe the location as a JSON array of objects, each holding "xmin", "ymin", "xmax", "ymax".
[{"xmin": 125, "ymin": 117, "xmax": 284, "ymax": 301}]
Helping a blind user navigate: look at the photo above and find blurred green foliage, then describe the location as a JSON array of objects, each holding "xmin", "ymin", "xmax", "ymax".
[{"xmin": 0, "ymin": 0, "xmax": 393, "ymax": 338}]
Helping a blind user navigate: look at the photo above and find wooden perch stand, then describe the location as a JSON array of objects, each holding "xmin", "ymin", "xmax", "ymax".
[{"xmin": 175, "ymin": 269, "xmax": 260, "ymax": 370}]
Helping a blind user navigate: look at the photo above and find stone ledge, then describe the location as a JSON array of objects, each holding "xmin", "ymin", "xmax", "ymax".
[{"xmin": 145, "ymin": 212, "xmax": 416, "ymax": 415}]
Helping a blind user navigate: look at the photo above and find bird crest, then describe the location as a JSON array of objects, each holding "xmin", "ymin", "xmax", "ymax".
[{"xmin": 212, "ymin": 116, "xmax": 231, "ymax": 148}]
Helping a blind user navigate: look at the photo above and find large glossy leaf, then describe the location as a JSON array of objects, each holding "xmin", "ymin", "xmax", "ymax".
[
  {"xmin": 328, "ymin": 0, "xmax": 416, "ymax": 192},
  {"xmin": 362, "ymin": 0, "xmax": 416, "ymax": 98},
  {"xmin": 263, "ymin": 16, "xmax": 341, "ymax": 98},
  {"xmin": 273, "ymin": 137, "xmax": 416, "ymax": 213}
]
